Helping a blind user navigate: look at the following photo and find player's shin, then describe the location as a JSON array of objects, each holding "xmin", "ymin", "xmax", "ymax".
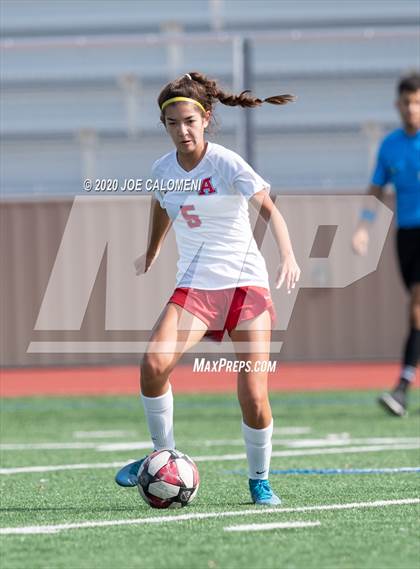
[
  {"xmin": 399, "ymin": 328, "xmax": 420, "ymax": 388},
  {"xmin": 141, "ymin": 384, "xmax": 175, "ymax": 450}
]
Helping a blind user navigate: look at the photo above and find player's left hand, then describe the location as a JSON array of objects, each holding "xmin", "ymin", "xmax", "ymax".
[{"xmin": 275, "ymin": 254, "xmax": 301, "ymax": 292}]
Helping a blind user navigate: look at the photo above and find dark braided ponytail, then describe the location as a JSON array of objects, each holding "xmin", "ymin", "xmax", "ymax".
[
  {"xmin": 158, "ymin": 71, "xmax": 295, "ymax": 122},
  {"xmin": 189, "ymin": 71, "xmax": 295, "ymax": 107}
]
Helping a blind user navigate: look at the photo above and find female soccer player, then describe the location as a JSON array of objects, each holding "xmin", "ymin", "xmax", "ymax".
[{"xmin": 116, "ymin": 72, "xmax": 300, "ymax": 505}]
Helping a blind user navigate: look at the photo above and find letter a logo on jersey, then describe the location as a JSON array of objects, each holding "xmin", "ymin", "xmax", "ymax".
[{"xmin": 198, "ymin": 177, "xmax": 217, "ymax": 195}]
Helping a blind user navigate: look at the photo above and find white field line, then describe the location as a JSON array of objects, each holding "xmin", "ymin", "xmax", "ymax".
[
  {"xmin": 269, "ymin": 467, "xmax": 420, "ymax": 474},
  {"xmin": 224, "ymin": 520, "xmax": 321, "ymax": 532},
  {"xmin": 73, "ymin": 431, "xmax": 133, "ymax": 439},
  {"xmin": 283, "ymin": 437, "xmax": 420, "ymax": 449},
  {"xmin": 0, "ymin": 461, "xmax": 125, "ymax": 475},
  {"xmin": 0, "ymin": 442, "xmax": 151, "ymax": 451},
  {"xmin": 196, "ymin": 444, "xmax": 420, "ymax": 462},
  {"xmin": 1, "ymin": 443, "xmax": 419, "ymax": 475},
  {"xmin": 273, "ymin": 427, "xmax": 311, "ymax": 435},
  {"xmin": 1, "ymin": 498, "xmax": 418, "ymax": 535},
  {"xmin": 1, "ymin": 437, "xmax": 418, "ymax": 452},
  {"xmin": 97, "ymin": 438, "xmax": 420, "ymax": 452}
]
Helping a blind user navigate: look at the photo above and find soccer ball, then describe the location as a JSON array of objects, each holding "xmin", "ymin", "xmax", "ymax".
[{"xmin": 137, "ymin": 449, "xmax": 200, "ymax": 509}]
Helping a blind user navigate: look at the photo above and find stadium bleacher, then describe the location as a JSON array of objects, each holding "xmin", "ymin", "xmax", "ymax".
[{"xmin": 1, "ymin": 0, "xmax": 419, "ymax": 195}]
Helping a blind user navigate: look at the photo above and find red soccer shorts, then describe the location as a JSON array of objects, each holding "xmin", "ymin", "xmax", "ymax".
[{"xmin": 168, "ymin": 286, "xmax": 276, "ymax": 342}]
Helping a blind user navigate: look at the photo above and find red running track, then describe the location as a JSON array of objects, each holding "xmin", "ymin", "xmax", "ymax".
[{"xmin": 0, "ymin": 363, "xmax": 418, "ymax": 397}]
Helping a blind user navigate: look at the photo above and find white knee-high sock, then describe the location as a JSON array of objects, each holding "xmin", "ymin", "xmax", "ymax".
[
  {"xmin": 141, "ymin": 385, "xmax": 175, "ymax": 451},
  {"xmin": 242, "ymin": 420, "xmax": 273, "ymax": 480}
]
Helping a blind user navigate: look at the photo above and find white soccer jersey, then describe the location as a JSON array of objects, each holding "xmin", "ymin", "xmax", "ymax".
[{"xmin": 151, "ymin": 142, "xmax": 270, "ymax": 290}]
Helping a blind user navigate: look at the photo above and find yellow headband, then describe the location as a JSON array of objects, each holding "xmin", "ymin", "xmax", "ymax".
[{"xmin": 160, "ymin": 96, "xmax": 206, "ymax": 114}]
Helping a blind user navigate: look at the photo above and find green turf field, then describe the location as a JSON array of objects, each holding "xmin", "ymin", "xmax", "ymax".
[{"xmin": 1, "ymin": 390, "xmax": 419, "ymax": 569}]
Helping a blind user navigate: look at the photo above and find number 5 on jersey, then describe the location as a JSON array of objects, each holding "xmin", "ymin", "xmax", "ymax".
[{"xmin": 180, "ymin": 205, "xmax": 202, "ymax": 228}]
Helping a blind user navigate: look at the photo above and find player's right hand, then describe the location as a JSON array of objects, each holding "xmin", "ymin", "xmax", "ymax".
[
  {"xmin": 352, "ymin": 227, "xmax": 369, "ymax": 256},
  {"xmin": 134, "ymin": 251, "xmax": 158, "ymax": 275}
]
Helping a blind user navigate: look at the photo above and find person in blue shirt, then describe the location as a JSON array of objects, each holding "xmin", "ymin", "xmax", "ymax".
[{"xmin": 353, "ymin": 72, "xmax": 420, "ymax": 416}]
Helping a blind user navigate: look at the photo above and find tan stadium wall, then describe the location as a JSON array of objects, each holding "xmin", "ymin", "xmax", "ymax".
[{"xmin": 0, "ymin": 195, "xmax": 407, "ymax": 367}]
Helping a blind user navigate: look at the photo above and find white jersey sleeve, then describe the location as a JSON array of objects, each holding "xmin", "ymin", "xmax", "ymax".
[
  {"xmin": 150, "ymin": 159, "xmax": 165, "ymax": 208},
  {"xmin": 222, "ymin": 148, "xmax": 271, "ymax": 199}
]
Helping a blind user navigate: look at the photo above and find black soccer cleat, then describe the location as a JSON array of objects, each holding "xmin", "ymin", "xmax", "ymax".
[{"xmin": 378, "ymin": 389, "xmax": 407, "ymax": 417}]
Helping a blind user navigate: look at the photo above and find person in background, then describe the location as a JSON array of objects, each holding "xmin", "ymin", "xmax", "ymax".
[{"xmin": 352, "ymin": 72, "xmax": 420, "ymax": 416}]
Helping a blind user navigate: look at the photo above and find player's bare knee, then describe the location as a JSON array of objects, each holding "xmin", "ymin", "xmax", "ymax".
[
  {"xmin": 410, "ymin": 301, "xmax": 420, "ymax": 329},
  {"xmin": 239, "ymin": 392, "xmax": 269, "ymax": 418},
  {"xmin": 409, "ymin": 286, "xmax": 420, "ymax": 328},
  {"xmin": 141, "ymin": 352, "xmax": 174, "ymax": 381}
]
